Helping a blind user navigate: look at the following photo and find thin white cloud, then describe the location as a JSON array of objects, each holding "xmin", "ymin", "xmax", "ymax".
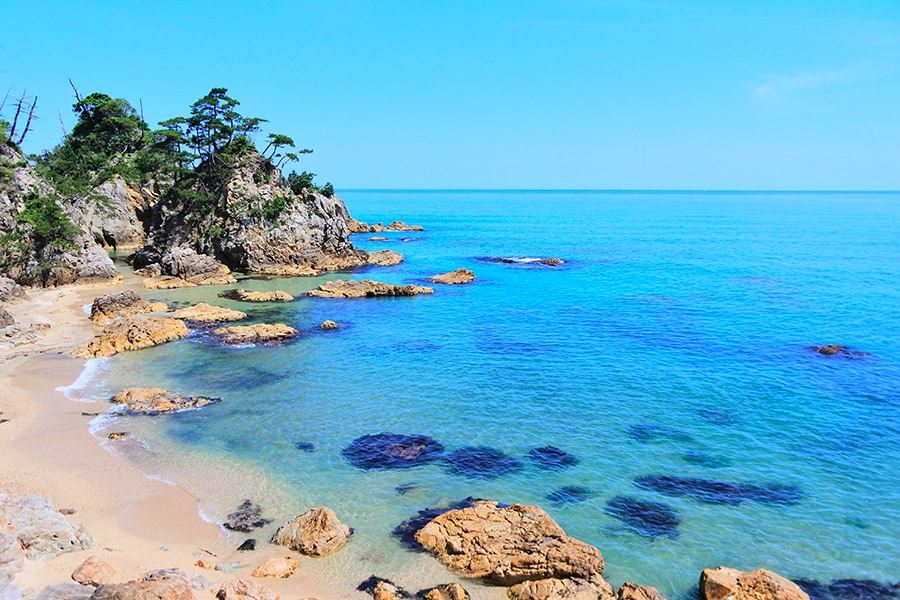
[{"xmin": 752, "ymin": 65, "xmax": 873, "ymax": 103}]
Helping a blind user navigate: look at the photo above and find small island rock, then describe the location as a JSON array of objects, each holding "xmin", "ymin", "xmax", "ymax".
[
  {"xmin": 212, "ymin": 323, "xmax": 299, "ymax": 345},
  {"xmin": 308, "ymin": 279, "xmax": 433, "ymax": 298},
  {"xmin": 271, "ymin": 507, "xmax": 352, "ymax": 556},
  {"xmin": 319, "ymin": 320, "xmax": 340, "ymax": 330},
  {"xmin": 219, "ymin": 289, "xmax": 295, "ymax": 303},
  {"xmin": 700, "ymin": 567, "xmax": 809, "ymax": 600},
  {"xmin": 171, "ymin": 302, "xmax": 247, "ymax": 323},
  {"xmin": 73, "ymin": 315, "xmax": 189, "ymax": 358},
  {"xmin": 366, "ymin": 250, "xmax": 404, "ymax": 266},
  {"xmin": 430, "ymin": 268, "xmax": 475, "ymax": 285},
  {"xmin": 110, "ymin": 388, "xmax": 220, "ymax": 414}
]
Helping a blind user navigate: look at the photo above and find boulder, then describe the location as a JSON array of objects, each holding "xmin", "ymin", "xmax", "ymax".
[
  {"xmin": 91, "ymin": 569, "xmax": 197, "ymax": 600},
  {"xmin": 308, "ymin": 279, "xmax": 433, "ymax": 298},
  {"xmin": 418, "ymin": 584, "xmax": 470, "ymax": 600},
  {"xmin": 430, "ymin": 269, "xmax": 475, "ymax": 285},
  {"xmin": 617, "ymin": 582, "xmax": 667, "ymax": 600},
  {"xmin": 0, "ymin": 278, "xmax": 26, "ymax": 304},
  {"xmin": 73, "ymin": 315, "xmax": 189, "ymax": 358},
  {"xmin": 348, "ymin": 219, "xmax": 424, "ymax": 233},
  {"xmin": 319, "ymin": 320, "xmax": 339, "ymax": 330},
  {"xmin": 480, "ymin": 257, "xmax": 563, "ymax": 267},
  {"xmin": 366, "ymin": 250, "xmax": 404, "ymax": 266},
  {"xmin": 250, "ymin": 556, "xmax": 297, "ymax": 578},
  {"xmin": 34, "ymin": 583, "xmax": 94, "ymax": 600},
  {"xmin": 107, "ymin": 432, "xmax": 129, "ymax": 440},
  {"xmin": 161, "ymin": 247, "xmax": 237, "ymax": 286},
  {"xmin": 224, "ymin": 500, "xmax": 272, "ymax": 533},
  {"xmin": 271, "ymin": 507, "xmax": 352, "ymax": 556},
  {"xmin": 72, "ymin": 556, "xmax": 116, "ymax": 587},
  {"xmin": 110, "ymin": 388, "xmax": 220, "ymax": 414},
  {"xmin": 216, "ymin": 579, "xmax": 279, "ymax": 600},
  {"xmin": 508, "ymin": 578, "xmax": 615, "ymax": 600},
  {"xmin": 415, "ymin": 500, "xmax": 607, "ymax": 586},
  {"xmin": 357, "ymin": 577, "xmax": 409, "ymax": 600},
  {"xmin": 0, "ymin": 532, "xmax": 24, "ymax": 582},
  {"xmin": 810, "ymin": 344, "xmax": 870, "ymax": 358},
  {"xmin": 369, "ymin": 236, "xmax": 388, "ymax": 241},
  {"xmin": 700, "ymin": 567, "xmax": 809, "ymax": 600},
  {"xmin": 142, "ymin": 276, "xmax": 197, "ymax": 289},
  {"xmin": 171, "ymin": 303, "xmax": 247, "ymax": 323},
  {"xmin": 218, "ymin": 289, "xmax": 294, "ymax": 303},
  {"xmin": 0, "ymin": 308, "xmax": 14, "ymax": 328},
  {"xmin": 1, "ymin": 495, "xmax": 93, "ymax": 561},
  {"xmin": 89, "ymin": 291, "xmax": 158, "ymax": 326},
  {"xmin": 211, "ymin": 324, "xmax": 299, "ymax": 345}
]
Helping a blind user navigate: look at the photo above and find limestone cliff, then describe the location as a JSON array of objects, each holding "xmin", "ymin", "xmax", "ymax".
[{"xmin": 68, "ymin": 175, "xmax": 154, "ymax": 251}]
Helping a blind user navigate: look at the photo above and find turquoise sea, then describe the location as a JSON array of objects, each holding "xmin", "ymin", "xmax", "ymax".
[{"xmin": 70, "ymin": 191, "xmax": 900, "ymax": 598}]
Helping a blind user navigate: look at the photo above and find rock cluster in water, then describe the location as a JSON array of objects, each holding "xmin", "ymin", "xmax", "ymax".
[
  {"xmin": 605, "ymin": 496, "xmax": 681, "ymax": 540},
  {"xmin": 308, "ymin": 279, "xmax": 434, "ymax": 298},
  {"xmin": 171, "ymin": 302, "xmax": 247, "ymax": 323},
  {"xmin": 348, "ymin": 219, "xmax": 425, "ymax": 233},
  {"xmin": 634, "ymin": 475, "xmax": 804, "ymax": 506},
  {"xmin": 110, "ymin": 387, "xmax": 220, "ymax": 415},
  {"xmin": 218, "ymin": 288, "xmax": 295, "ymax": 302},
  {"xmin": 444, "ymin": 446, "xmax": 524, "ymax": 479},
  {"xmin": 211, "ymin": 323, "xmax": 299, "ymax": 345}
]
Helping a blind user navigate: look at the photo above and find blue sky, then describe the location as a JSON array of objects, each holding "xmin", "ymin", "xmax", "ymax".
[{"xmin": 2, "ymin": 1, "xmax": 898, "ymax": 189}]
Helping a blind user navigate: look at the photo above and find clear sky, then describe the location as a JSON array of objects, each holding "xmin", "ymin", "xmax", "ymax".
[{"xmin": 2, "ymin": 1, "xmax": 898, "ymax": 190}]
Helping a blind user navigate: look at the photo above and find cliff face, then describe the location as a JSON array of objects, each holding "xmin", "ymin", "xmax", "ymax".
[
  {"xmin": 145, "ymin": 152, "xmax": 366, "ymax": 276},
  {"xmin": 69, "ymin": 176, "xmax": 154, "ymax": 251},
  {"xmin": 0, "ymin": 145, "xmax": 119, "ymax": 287}
]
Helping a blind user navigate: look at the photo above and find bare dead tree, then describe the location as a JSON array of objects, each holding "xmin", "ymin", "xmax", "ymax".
[
  {"xmin": 58, "ymin": 109, "xmax": 69, "ymax": 140},
  {"xmin": 16, "ymin": 95, "xmax": 37, "ymax": 145},
  {"xmin": 7, "ymin": 89, "xmax": 26, "ymax": 140},
  {"xmin": 6, "ymin": 90, "xmax": 38, "ymax": 145},
  {"xmin": 139, "ymin": 98, "xmax": 145, "ymax": 124},
  {"xmin": 0, "ymin": 86, "xmax": 13, "ymax": 113}
]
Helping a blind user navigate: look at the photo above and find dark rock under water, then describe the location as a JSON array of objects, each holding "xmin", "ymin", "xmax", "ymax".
[
  {"xmin": 628, "ymin": 423, "xmax": 695, "ymax": 444},
  {"xmin": 546, "ymin": 486, "xmax": 593, "ymax": 505},
  {"xmin": 681, "ymin": 450, "xmax": 732, "ymax": 468},
  {"xmin": 236, "ymin": 538, "xmax": 256, "ymax": 551},
  {"xmin": 444, "ymin": 446, "xmax": 524, "ymax": 479},
  {"xmin": 794, "ymin": 577, "xmax": 900, "ymax": 600},
  {"xmin": 696, "ymin": 407, "xmax": 738, "ymax": 427},
  {"xmin": 605, "ymin": 495, "xmax": 680, "ymax": 539},
  {"xmin": 342, "ymin": 433, "xmax": 444, "ymax": 470},
  {"xmin": 634, "ymin": 474, "xmax": 804, "ymax": 506},
  {"xmin": 223, "ymin": 500, "xmax": 271, "ymax": 532},
  {"xmin": 528, "ymin": 446, "xmax": 579, "ymax": 470},
  {"xmin": 295, "ymin": 441, "xmax": 316, "ymax": 452}
]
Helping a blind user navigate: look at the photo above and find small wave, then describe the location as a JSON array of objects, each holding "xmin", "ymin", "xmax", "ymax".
[
  {"xmin": 145, "ymin": 473, "xmax": 177, "ymax": 486},
  {"xmin": 56, "ymin": 358, "xmax": 111, "ymax": 403}
]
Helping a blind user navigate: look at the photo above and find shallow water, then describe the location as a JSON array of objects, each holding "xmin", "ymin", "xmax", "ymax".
[{"xmin": 73, "ymin": 191, "xmax": 900, "ymax": 597}]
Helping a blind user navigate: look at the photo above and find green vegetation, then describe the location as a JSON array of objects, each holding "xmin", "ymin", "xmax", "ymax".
[{"xmin": 17, "ymin": 193, "xmax": 78, "ymax": 252}]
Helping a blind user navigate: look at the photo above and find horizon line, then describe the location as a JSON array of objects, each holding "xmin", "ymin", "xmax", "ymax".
[{"xmin": 338, "ymin": 188, "xmax": 900, "ymax": 194}]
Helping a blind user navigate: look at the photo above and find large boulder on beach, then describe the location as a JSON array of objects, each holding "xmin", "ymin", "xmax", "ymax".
[
  {"xmin": 0, "ymin": 278, "xmax": 27, "ymax": 304},
  {"xmin": 211, "ymin": 323, "xmax": 299, "ymax": 345},
  {"xmin": 271, "ymin": 507, "xmax": 352, "ymax": 556},
  {"xmin": 415, "ymin": 500, "xmax": 608, "ymax": 587},
  {"xmin": 366, "ymin": 250, "xmax": 404, "ymax": 266},
  {"xmin": 418, "ymin": 584, "xmax": 470, "ymax": 600},
  {"xmin": 700, "ymin": 567, "xmax": 809, "ymax": 600},
  {"xmin": 0, "ymin": 531, "xmax": 24, "ymax": 582},
  {"xmin": 250, "ymin": 556, "xmax": 297, "ymax": 578},
  {"xmin": 430, "ymin": 268, "xmax": 475, "ymax": 285},
  {"xmin": 110, "ymin": 388, "xmax": 220, "ymax": 414},
  {"xmin": 508, "ymin": 578, "xmax": 615, "ymax": 600},
  {"xmin": 74, "ymin": 315, "xmax": 189, "ymax": 358},
  {"xmin": 72, "ymin": 556, "xmax": 116, "ymax": 587},
  {"xmin": 1, "ymin": 496, "xmax": 93, "ymax": 561},
  {"xmin": 218, "ymin": 289, "xmax": 294, "ymax": 303},
  {"xmin": 308, "ymin": 279, "xmax": 433, "ymax": 298},
  {"xmin": 89, "ymin": 291, "xmax": 163, "ymax": 326},
  {"xmin": 171, "ymin": 303, "xmax": 247, "ymax": 323}
]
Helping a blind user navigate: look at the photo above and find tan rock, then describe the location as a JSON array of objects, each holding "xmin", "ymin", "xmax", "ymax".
[
  {"xmin": 172, "ymin": 302, "xmax": 247, "ymax": 323},
  {"xmin": 319, "ymin": 320, "xmax": 339, "ymax": 330},
  {"xmin": 700, "ymin": 567, "xmax": 809, "ymax": 600},
  {"xmin": 367, "ymin": 250, "xmax": 404, "ymax": 266},
  {"xmin": 73, "ymin": 315, "xmax": 189, "ymax": 358},
  {"xmin": 420, "ymin": 583, "xmax": 470, "ymax": 600},
  {"xmin": 251, "ymin": 556, "xmax": 298, "ymax": 578},
  {"xmin": 72, "ymin": 555, "xmax": 116, "ymax": 587},
  {"xmin": 110, "ymin": 388, "xmax": 220, "ymax": 414},
  {"xmin": 89, "ymin": 291, "xmax": 158, "ymax": 326},
  {"xmin": 387, "ymin": 220, "xmax": 424, "ymax": 231},
  {"xmin": 415, "ymin": 501, "xmax": 606, "ymax": 587},
  {"xmin": 142, "ymin": 275, "xmax": 198, "ymax": 289},
  {"xmin": 617, "ymin": 582, "xmax": 667, "ymax": 600},
  {"xmin": 271, "ymin": 507, "xmax": 352, "ymax": 556},
  {"xmin": 92, "ymin": 569, "xmax": 196, "ymax": 600},
  {"xmin": 508, "ymin": 578, "xmax": 615, "ymax": 600},
  {"xmin": 219, "ymin": 289, "xmax": 294, "ymax": 302},
  {"xmin": 107, "ymin": 432, "xmax": 129, "ymax": 440},
  {"xmin": 430, "ymin": 268, "xmax": 476, "ymax": 285},
  {"xmin": 308, "ymin": 279, "xmax": 433, "ymax": 298},
  {"xmin": 195, "ymin": 559, "xmax": 214, "ymax": 569},
  {"xmin": 217, "ymin": 579, "xmax": 279, "ymax": 600},
  {"xmin": 212, "ymin": 323, "xmax": 299, "ymax": 345},
  {"xmin": 372, "ymin": 580, "xmax": 405, "ymax": 600},
  {"xmin": 369, "ymin": 236, "xmax": 388, "ymax": 241}
]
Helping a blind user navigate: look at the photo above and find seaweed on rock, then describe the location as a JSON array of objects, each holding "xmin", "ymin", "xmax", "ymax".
[
  {"xmin": 444, "ymin": 446, "xmax": 524, "ymax": 479},
  {"xmin": 342, "ymin": 433, "xmax": 444, "ymax": 470},
  {"xmin": 528, "ymin": 446, "xmax": 579, "ymax": 470},
  {"xmin": 605, "ymin": 496, "xmax": 680, "ymax": 539},
  {"xmin": 634, "ymin": 475, "xmax": 804, "ymax": 506}
]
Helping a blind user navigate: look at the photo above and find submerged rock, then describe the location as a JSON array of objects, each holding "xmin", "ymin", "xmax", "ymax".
[
  {"xmin": 794, "ymin": 577, "xmax": 900, "ymax": 600},
  {"xmin": 171, "ymin": 303, "xmax": 247, "ymax": 323},
  {"xmin": 479, "ymin": 257, "xmax": 564, "ymax": 267},
  {"xmin": 414, "ymin": 500, "xmax": 608, "ymax": 587},
  {"xmin": 701, "ymin": 567, "xmax": 810, "ymax": 600},
  {"xmin": 366, "ymin": 249, "xmax": 404, "ymax": 266},
  {"xmin": 110, "ymin": 388, "xmax": 220, "ymax": 415},
  {"xmin": 696, "ymin": 408, "xmax": 738, "ymax": 427},
  {"xmin": 444, "ymin": 446, "xmax": 524, "ymax": 479},
  {"xmin": 73, "ymin": 315, "xmax": 189, "ymax": 358},
  {"xmin": 528, "ymin": 446, "xmax": 578, "ymax": 470},
  {"xmin": 681, "ymin": 450, "xmax": 732, "ymax": 469},
  {"xmin": 342, "ymin": 433, "xmax": 444, "ymax": 470},
  {"xmin": 634, "ymin": 475, "xmax": 804, "ymax": 506},
  {"xmin": 810, "ymin": 345, "xmax": 871, "ymax": 358},
  {"xmin": 236, "ymin": 539, "xmax": 256, "ymax": 552},
  {"xmin": 218, "ymin": 289, "xmax": 294, "ymax": 303},
  {"xmin": 429, "ymin": 268, "xmax": 476, "ymax": 285},
  {"xmin": 295, "ymin": 442, "xmax": 316, "ymax": 452},
  {"xmin": 392, "ymin": 498, "xmax": 483, "ymax": 550},
  {"xmin": 627, "ymin": 424, "xmax": 694, "ymax": 444},
  {"xmin": 308, "ymin": 279, "xmax": 433, "ymax": 298},
  {"xmin": 546, "ymin": 486, "xmax": 593, "ymax": 505},
  {"xmin": 211, "ymin": 323, "xmax": 299, "ymax": 345},
  {"xmin": 271, "ymin": 507, "xmax": 352, "ymax": 556},
  {"xmin": 223, "ymin": 500, "xmax": 272, "ymax": 533},
  {"xmin": 604, "ymin": 496, "xmax": 680, "ymax": 540}
]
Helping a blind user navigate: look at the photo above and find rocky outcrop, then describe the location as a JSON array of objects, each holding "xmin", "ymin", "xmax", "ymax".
[
  {"xmin": 250, "ymin": 556, "xmax": 298, "ymax": 578},
  {"xmin": 91, "ymin": 568, "xmax": 199, "ymax": 600},
  {"xmin": 308, "ymin": 279, "xmax": 433, "ymax": 298},
  {"xmin": 110, "ymin": 388, "xmax": 220, "ymax": 414},
  {"xmin": 367, "ymin": 250, "xmax": 404, "ymax": 266},
  {"xmin": 617, "ymin": 582, "xmax": 667, "ymax": 600},
  {"xmin": 171, "ymin": 303, "xmax": 247, "ymax": 323},
  {"xmin": 89, "ymin": 291, "xmax": 164, "ymax": 325},
  {"xmin": 216, "ymin": 579, "xmax": 279, "ymax": 600},
  {"xmin": 69, "ymin": 176, "xmax": 152, "ymax": 251},
  {"xmin": 71, "ymin": 556, "xmax": 116, "ymax": 587},
  {"xmin": 419, "ymin": 584, "xmax": 470, "ymax": 600},
  {"xmin": 74, "ymin": 315, "xmax": 189, "ymax": 358},
  {"xmin": 348, "ymin": 219, "xmax": 424, "ymax": 233},
  {"xmin": 211, "ymin": 323, "xmax": 298, "ymax": 345},
  {"xmin": 430, "ymin": 269, "xmax": 475, "ymax": 285},
  {"xmin": 1, "ymin": 495, "xmax": 93, "ymax": 561},
  {"xmin": 0, "ymin": 531, "xmax": 24, "ymax": 583},
  {"xmin": 271, "ymin": 507, "xmax": 352, "ymax": 556},
  {"xmin": 0, "ymin": 307, "xmax": 14, "ymax": 328},
  {"xmin": 480, "ymin": 257, "xmax": 564, "ymax": 267},
  {"xmin": 508, "ymin": 578, "xmax": 615, "ymax": 600},
  {"xmin": 136, "ymin": 246, "xmax": 236, "ymax": 288},
  {"xmin": 319, "ymin": 320, "xmax": 339, "ymax": 330},
  {"xmin": 218, "ymin": 289, "xmax": 294, "ymax": 303},
  {"xmin": 700, "ymin": 567, "xmax": 809, "ymax": 600},
  {"xmin": 415, "ymin": 500, "xmax": 608, "ymax": 587},
  {"xmin": 0, "ymin": 278, "xmax": 27, "ymax": 304}
]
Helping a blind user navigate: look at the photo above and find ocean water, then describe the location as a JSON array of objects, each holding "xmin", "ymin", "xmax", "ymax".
[{"xmin": 76, "ymin": 191, "xmax": 900, "ymax": 597}]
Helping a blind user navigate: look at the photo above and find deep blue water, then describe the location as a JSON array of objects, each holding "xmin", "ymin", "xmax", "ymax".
[{"xmin": 83, "ymin": 191, "xmax": 900, "ymax": 596}]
